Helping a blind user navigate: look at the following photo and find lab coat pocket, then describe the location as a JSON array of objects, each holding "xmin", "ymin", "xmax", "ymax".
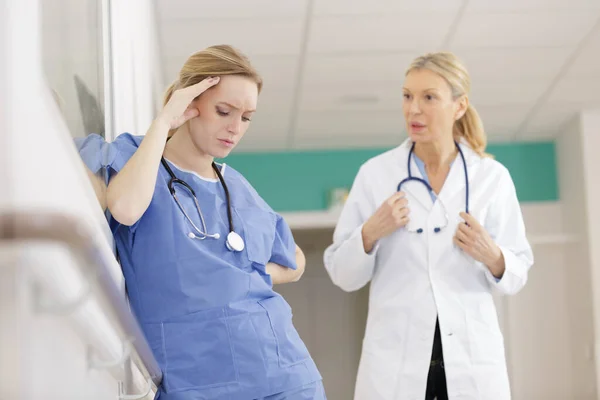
[
  {"xmin": 258, "ymin": 295, "xmax": 311, "ymax": 367},
  {"xmin": 162, "ymin": 318, "xmax": 238, "ymax": 391},
  {"xmin": 466, "ymin": 300, "xmax": 506, "ymax": 366},
  {"xmin": 236, "ymin": 207, "xmax": 277, "ymax": 266}
]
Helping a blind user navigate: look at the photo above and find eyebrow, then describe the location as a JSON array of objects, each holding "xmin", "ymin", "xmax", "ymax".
[
  {"xmin": 402, "ymin": 88, "xmax": 440, "ymax": 93},
  {"xmin": 217, "ymin": 101, "xmax": 256, "ymax": 113}
]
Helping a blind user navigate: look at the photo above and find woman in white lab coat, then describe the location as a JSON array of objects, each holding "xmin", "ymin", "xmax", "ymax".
[{"xmin": 323, "ymin": 52, "xmax": 534, "ymax": 400}]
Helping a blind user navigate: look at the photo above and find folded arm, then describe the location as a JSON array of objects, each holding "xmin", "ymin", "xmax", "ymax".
[{"xmin": 266, "ymin": 245, "xmax": 306, "ymax": 284}]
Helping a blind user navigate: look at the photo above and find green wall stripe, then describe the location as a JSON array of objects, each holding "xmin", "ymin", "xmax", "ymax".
[{"xmin": 222, "ymin": 141, "xmax": 558, "ymax": 212}]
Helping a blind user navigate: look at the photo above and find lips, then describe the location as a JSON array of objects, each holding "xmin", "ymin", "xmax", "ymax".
[{"xmin": 219, "ymin": 139, "xmax": 235, "ymax": 147}]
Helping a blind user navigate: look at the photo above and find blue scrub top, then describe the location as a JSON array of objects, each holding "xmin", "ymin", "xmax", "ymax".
[{"xmin": 77, "ymin": 133, "xmax": 321, "ymax": 400}]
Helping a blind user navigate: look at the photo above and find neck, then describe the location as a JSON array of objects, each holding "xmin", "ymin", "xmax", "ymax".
[
  {"xmin": 413, "ymin": 136, "xmax": 457, "ymax": 173},
  {"xmin": 163, "ymin": 125, "xmax": 216, "ymax": 179}
]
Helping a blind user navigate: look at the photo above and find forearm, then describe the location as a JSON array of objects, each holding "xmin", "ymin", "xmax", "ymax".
[
  {"xmin": 485, "ymin": 245, "xmax": 531, "ymax": 295},
  {"xmin": 85, "ymin": 165, "xmax": 107, "ymax": 210},
  {"xmin": 361, "ymin": 222, "xmax": 379, "ymax": 253},
  {"xmin": 267, "ymin": 245, "xmax": 306, "ymax": 284},
  {"xmin": 486, "ymin": 244, "xmax": 506, "ymax": 279},
  {"xmin": 323, "ymin": 225, "xmax": 377, "ymax": 292},
  {"xmin": 106, "ymin": 118, "xmax": 169, "ymax": 225}
]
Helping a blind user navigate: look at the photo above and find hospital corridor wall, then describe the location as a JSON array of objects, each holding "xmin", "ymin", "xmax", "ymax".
[{"xmin": 224, "ymin": 128, "xmax": 600, "ymax": 400}]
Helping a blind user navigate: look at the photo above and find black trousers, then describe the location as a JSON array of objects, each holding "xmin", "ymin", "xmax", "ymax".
[{"xmin": 425, "ymin": 317, "xmax": 448, "ymax": 400}]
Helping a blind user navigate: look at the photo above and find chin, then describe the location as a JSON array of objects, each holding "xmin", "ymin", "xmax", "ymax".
[
  {"xmin": 212, "ymin": 147, "xmax": 234, "ymax": 159},
  {"xmin": 407, "ymin": 132, "xmax": 431, "ymax": 143}
]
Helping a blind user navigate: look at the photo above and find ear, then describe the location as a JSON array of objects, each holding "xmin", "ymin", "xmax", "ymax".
[
  {"xmin": 190, "ymin": 96, "xmax": 203, "ymax": 116},
  {"xmin": 455, "ymin": 96, "xmax": 469, "ymax": 121}
]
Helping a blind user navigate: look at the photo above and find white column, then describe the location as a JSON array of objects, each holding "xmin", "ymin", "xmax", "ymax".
[
  {"xmin": 108, "ymin": 0, "xmax": 162, "ymax": 140},
  {"xmin": 581, "ymin": 110, "xmax": 600, "ymax": 399},
  {"xmin": 556, "ymin": 109, "xmax": 600, "ymax": 399}
]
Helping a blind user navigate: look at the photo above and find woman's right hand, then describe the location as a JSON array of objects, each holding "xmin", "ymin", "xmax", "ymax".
[
  {"xmin": 361, "ymin": 191, "xmax": 410, "ymax": 253},
  {"xmin": 158, "ymin": 77, "xmax": 221, "ymax": 130}
]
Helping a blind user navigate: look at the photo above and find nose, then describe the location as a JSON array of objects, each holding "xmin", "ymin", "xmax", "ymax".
[
  {"xmin": 408, "ymin": 98, "xmax": 421, "ymax": 114},
  {"xmin": 227, "ymin": 118, "xmax": 242, "ymax": 135}
]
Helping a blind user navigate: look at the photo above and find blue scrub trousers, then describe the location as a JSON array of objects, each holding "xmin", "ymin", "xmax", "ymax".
[{"xmin": 256, "ymin": 380, "xmax": 327, "ymax": 400}]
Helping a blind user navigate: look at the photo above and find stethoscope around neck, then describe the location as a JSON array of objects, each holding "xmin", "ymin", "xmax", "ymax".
[
  {"xmin": 396, "ymin": 140, "xmax": 469, "ymax": 234},
  {"xmin": 160, "ymin": 157, "xmax": 245, "ymax": 252}
]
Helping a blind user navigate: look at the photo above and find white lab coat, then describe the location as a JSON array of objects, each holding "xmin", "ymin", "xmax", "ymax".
[{"xmin": 323, "ymin": 139, "xmax": 533, "ymax": 400}]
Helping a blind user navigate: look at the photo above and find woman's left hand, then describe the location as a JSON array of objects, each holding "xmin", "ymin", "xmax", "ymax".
[
  {"xmin": 453, "ymin": 212, "xmax": 505, "ymax": 278},
  {"xmin": 266, "ymin": 245, "xmax": 306, "ymax": 285}
]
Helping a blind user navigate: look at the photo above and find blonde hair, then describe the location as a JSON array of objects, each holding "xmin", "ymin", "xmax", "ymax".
[
  {"xmin": 406, "ymin": 52, "xmax": 491, "ymax": 157},
  {"xmin": 163, "ymin": 45, "xmax": 263, "ymax": 136}
]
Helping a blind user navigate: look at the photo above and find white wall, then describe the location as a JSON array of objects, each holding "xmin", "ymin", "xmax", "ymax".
[
  {"xmin": 277, "ymin": 228, "xmax": 369, "ymax": 400},
  {"xmin": 504, "ymin": 203, "xmax": 578, "ymax": 400},
  {"xmin": 278, "ymin": 202, "xmax": 582, "ymax": 400}
]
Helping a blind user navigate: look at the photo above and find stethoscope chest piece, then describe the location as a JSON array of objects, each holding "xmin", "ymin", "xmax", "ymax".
[{"xmin": 226, "ymin": 231, "xmax": 245, "ymax": 252}]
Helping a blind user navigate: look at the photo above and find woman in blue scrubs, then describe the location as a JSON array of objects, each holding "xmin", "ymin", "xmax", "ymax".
[{"xmin": 78, "ymin": 45, "xmax": 325, "ymax": 400}]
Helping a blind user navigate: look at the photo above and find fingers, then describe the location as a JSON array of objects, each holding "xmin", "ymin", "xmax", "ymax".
[
  {"xmin": 453, "ymin": 236, "xmax": 470, "ymax": 253},
  {"xmin": 454, "ymin": 228, "xmax": 472, "ymax": 246},
  {"xmin": 391, "ymin": 202, "xmax": 410, "ymax": 227},
  {"xmin": 387, "ymin": 191, "xmax": 406, "ymax": 205},
  {"xmin": 391, "ymin": 196, "xmax": 409, "ymax": 215},
  {"xmin": 393, "ymin": 213, "xmax": 410, "ymax": 227},
  {"xmin": 393, "ymin": 204, "xmax": 410, "ymax": 218},
  {"xmin": 186, "ymin": 76, "xmax": 220, "ymax": 97},
  {"xmin": 459, "ymin": 211, "xmax": 480, "ymax": 230},
  {"xmin": 456, "ymin": 219, "xmax": 473, "ymax": 235}
]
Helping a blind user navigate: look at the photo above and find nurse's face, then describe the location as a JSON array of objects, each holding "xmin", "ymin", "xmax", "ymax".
[
  {"xmin": 402, "ymin": 68, "xmax": 466, "ymax": 144},
  {"xmin": 187, "ymin": 75, "xmax": 258, "ymax": 158}
]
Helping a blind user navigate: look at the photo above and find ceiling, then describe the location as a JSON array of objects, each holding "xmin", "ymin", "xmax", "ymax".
[{"xmin": 155, "ymin": 0, "xmax": 600, "ymax": 152}]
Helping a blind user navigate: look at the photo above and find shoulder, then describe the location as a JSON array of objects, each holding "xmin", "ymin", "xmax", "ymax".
[
  {"xmin": 74, "ymin": 132, "xmax": 143, "ymax": 175},
  {"xmin": 104, "ymin": 133, "xmax": 145, "ymax": 171},
  {"xmin": 458, "ymin": 139, "xmax": 514, "ymax": 188},
  {"xmin": 479, "ymin": 156, "xmax": 514, "ymax": 184},
  {"xmin": 354, "ymin": 145, "xmax": 405, "ymax": 184},
  {"xmin": 75, "ymin": 133, "xmax": 104, "ymax": 151},
  {"xmin": 74, "ymin": 132, "xmax": 141, "ymax": 153},
  {"xmin": 75, "ymin": 134, "xmax": 108, "ymax": 173},
  {"xmin": 75, "ymin": 133, "xmax": 106, "ymax": 170},
  {"xmin": 111, "ymin": 132, "xmax": 144, "ymax": 150}
]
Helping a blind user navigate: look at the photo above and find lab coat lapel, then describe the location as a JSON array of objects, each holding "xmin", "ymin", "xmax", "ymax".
[
  {"xmin": 396, "ymin": 140, "xmax": 433, "ymax": 212},
  {"xmin": 437, "ymin": 141, "xmax": 479, "ymax": 210}
]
